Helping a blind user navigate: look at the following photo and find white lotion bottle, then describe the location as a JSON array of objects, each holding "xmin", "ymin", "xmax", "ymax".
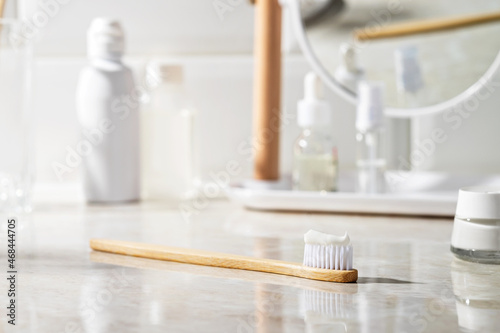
[
  {"xmin": 76, "ymin": 18, "xmax": 140, "ymax": 202},
  {"xmin": 356, "ymin": 82, "xmax": 386, "ymax": 194},
  {"xmin": 293, "ymin": 72, "xmax": 338, "ymax": 192}
]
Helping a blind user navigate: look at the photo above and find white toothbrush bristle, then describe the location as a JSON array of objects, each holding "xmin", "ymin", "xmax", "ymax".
[{"xmin": 303, "ymin": 243, "xmax": 353, "ymax": 270}]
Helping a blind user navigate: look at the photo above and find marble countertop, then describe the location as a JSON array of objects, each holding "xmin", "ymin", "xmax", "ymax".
[{"xmin": 5, "ymin": 198, "xmax": 500, "ymax": 332}]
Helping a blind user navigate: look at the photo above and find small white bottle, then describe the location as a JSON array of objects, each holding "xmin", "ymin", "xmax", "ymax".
[
  {"xmin": 293, "ymin": 72, "xmax": 338, "ymax": 192},
  {"xmin": 141, "ymin": 62, "xmax": 198, "ymax": 200},
  {"xmin": 356, "ymin": 82, "xmax": 386, "ymax": 194},
  {"xmin": 76, "ymin": 18, "xmax": 140, "ymax": 202}
]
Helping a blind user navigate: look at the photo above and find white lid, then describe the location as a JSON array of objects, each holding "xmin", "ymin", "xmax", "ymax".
[
  {"xmin": 395, "ymin": 45, "xmax": 423, "ymax": 93},
  {"xmin": 356, "ymin": 81, "xmax": 384, "ymax": 132},
  {"xmin": 87, "ymin": 18, "xmax": 125, "ymax": 60},
  {"xmin": 455, "ymin": 187, "xmax": 500, "ymax": 219},
  {"xmin": 334, "ymin": 43, "xmax": 365, "ymax": 92},
  {"xmin": 297, "ymin": 72, "xmax": 331, "ymax": 128}
]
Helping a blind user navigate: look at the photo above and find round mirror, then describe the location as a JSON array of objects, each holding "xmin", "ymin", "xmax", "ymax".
[{"xmin": 290, "ymin": 0, "xmax": 500, "ymax": 115}]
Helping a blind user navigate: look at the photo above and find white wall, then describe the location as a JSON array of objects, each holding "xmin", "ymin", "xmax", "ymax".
[
  {"xmin": 33, "ymin": 55, "xmax": 357, "ymax": 184},
  {"xmin": 412, "ymin": 67, "xmax": 500, "ymax": 174},
  {"xmin": 27, "ymin": 0, "xmax": 255, "ymax": 56},
  {"xmin": 27, "ymin": 0, "xmax": 500, "ymax": 187}
]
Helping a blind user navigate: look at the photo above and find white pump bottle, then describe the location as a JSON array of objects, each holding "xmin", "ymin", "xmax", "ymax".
[
  {"xmin": 356, "ymin": 82, "xmax": 386, "ymax": 194},
  {"xmin": 76, "ymin": 18, "xmax": 140, "ymax": 202}
]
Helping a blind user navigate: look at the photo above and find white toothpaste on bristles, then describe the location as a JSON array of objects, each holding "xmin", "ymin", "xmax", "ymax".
[{"xmin": 303, "ymin": 230, "xmax": 353, "ymax": 270}]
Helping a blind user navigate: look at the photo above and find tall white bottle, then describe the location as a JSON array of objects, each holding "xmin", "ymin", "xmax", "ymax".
[{"xmin": 76, "ymin": 18, "xmax": 140, "ymax": 202}]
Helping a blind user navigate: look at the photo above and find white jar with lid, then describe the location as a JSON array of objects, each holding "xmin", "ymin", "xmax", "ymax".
[{"xmin": 451, "ymin": 187, "xmax": 500, "ymax": 263}]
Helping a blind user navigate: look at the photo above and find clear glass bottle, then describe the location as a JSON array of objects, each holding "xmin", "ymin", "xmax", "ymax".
[
  {"xmin": 293, "ymin": 129, "xmax": 338, "ymax": 192},
  {"xmin": 356, "ymin": 82, "xmax": 386, "ymax": 194},
  {"xmin": 0, "ymin": 9, "xmax": 34, "ymax": 212},
  {"xmin": 293, "ymin": 72, "xmax": 338, "ymax": 192},
  {"xmin": 141, "ymin": 62, "xmax": 199, "ymax": 200}
]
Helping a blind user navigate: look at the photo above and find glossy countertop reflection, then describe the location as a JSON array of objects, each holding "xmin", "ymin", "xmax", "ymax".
[{"xmin": 6, "ymin": 198, "xmax": 500, "ymax": 332}]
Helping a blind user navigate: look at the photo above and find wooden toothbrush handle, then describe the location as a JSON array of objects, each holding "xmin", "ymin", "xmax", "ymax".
[
  {"xmin": 90, "ymin": 239, "xmax": 357, "ymax": 283},
  {"xmin": 355, "ymin": 11, "xmax": 500, "ymax": 41}
]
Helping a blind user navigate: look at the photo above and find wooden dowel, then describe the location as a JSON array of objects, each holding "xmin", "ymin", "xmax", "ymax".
[
  {"xmin": 252, "ymin": 0, "xmax": 282, "ymax": 180},
  {"xmin": 355, "ymin": 11, "xmax": 500, "ymax": 41}
]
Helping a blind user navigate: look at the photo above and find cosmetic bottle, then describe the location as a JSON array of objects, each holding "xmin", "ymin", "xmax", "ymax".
[
  {"xmin": 293, "ymin": 72, "xmax": 338, "ymax": 192},
  {"xmin": 356, "ymin": 82, "xmax": 386, "ymax": 194},
  {"xmin": 76, "ymin": 18, "xmax": 140, "ymax": 202},
  {"xmin": 141, "ymin": 62, "xmax": 198, "ymax": 200}
]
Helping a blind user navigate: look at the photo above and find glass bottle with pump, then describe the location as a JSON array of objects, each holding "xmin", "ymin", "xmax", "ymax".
[
  {"xmin": 293, "ymin": 72, "xmax": 338, "ymax": 192},
  {"xmin": 356, "ymin": 82, "xmax": 386, "ymax": 194}
]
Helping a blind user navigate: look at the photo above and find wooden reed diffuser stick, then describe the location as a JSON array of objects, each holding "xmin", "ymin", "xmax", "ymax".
[
  {"xmin": 355, "ymin": 11, "xmax": 500, "ymax": 41},
  {"xmin": 90, "ymin": 239, "xmax": 358, "ymax": 283},
  {"xmin": 252, "ymin": 0, "xmax": 282, "ymax": 181}
]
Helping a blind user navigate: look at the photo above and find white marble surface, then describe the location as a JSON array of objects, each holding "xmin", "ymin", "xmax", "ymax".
[{"xmin": 2, "ymin": 198, "xmax": 500, "ymax": 332}]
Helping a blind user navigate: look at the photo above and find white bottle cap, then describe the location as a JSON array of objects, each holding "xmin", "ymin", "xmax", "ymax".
[
  {"xmin": 455, "ymin": 187, "xmax": 500, "ymax": 219},
  {"xmin": 87, "ymin": 18, "xmax": 125, "ymax": 60},
  {"xmin": 297, "ymin": 72, "xmax": 331, "ymax": 128},
  {"xmin": 451, "ymin": 187, "xmax": 500, "ymax": 252},
  {"xmin": 356, "ymin": 81, "xmax": 384, "ymax": 132},
  {"xmin": 395, "ymin": 45, "xmax": 423, "ymax": 93},
  {"xmin": 334, "ymin": 43, "xmax": 365, "ymax": 92}
]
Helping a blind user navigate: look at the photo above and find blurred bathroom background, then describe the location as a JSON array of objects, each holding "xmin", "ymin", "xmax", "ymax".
[{"xmin": 19, "ymin": 0, "xmax": 500, "ymax": 192}]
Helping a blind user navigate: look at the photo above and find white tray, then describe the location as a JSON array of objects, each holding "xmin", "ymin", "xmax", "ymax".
[{"xmin": 227, "ymin": 172, "xmax": 500, "ymax": 217}]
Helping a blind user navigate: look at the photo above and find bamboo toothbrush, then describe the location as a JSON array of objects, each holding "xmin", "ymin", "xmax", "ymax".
[
  {"xmin": 354, "ymin": 11, "xmax": 500, "ymax": 41},
  {"xmin": 90, "ymin": 230, "xmax": 357, "ymax": 283}
]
